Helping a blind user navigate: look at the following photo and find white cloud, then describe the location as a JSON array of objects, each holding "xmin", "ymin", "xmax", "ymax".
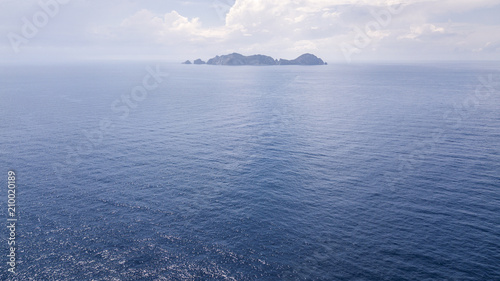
[
  {"xmin": 118, "ymin": 9, "xmax": 215, "ymax": 41},
  {"xmin": 82, "ymin": 0, "xmax": 500, "ymax": 60},
  {"xmin": 1, "ymin": 0, "xmax": 499, "ymax": 61},
  {"xmin": 399, "ymin": 24, "xmax": 447, "ymax": 40}
]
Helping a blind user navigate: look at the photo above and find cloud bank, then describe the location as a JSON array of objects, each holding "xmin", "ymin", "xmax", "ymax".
[{"xmin": 1, "ymin": 0, "xmax": 499, "ymax": 62}]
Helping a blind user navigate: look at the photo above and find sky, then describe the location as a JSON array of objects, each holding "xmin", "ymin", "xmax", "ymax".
[{"xmin": 1, "ymin": 0, "xmax": 500, "ymax": 63}]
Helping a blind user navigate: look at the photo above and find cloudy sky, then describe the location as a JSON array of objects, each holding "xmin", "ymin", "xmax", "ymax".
[{"xmin": 1, "ymin": 0, "xmax": 500, "ymax": 62}]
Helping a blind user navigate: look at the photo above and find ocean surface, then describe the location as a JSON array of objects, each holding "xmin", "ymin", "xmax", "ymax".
[{"xmin": 0, "ymin": 62, "xmax": 499, "ymax": 280}]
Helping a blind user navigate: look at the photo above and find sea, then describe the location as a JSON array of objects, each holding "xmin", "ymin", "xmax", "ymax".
[{"xmin": 0, "ymin": 61, "xmax": 499, "ymax": 280}]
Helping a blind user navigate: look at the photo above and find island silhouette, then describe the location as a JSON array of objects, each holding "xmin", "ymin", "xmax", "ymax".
[{"xmin": 183, "ymin": 53, "xmax": 327, "ymax": 65}]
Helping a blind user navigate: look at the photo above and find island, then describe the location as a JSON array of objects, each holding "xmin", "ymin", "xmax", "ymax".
[
  {"xmin": 182, "ymin": 53, "xmax": 326, "ymax": 65},
  {"xmin": 193, "ymin": 59, "xmax": 206, "ymax": 65},
  {"xmin": 277, "ymin": 54, "xmax": 326, "ymax": 65}
]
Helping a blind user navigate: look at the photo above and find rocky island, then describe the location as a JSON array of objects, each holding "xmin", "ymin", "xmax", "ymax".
[
  {"xmin": 193, "ymin": 59, "xmax": 206, "ymax": 64},
  {"xmin": 183, "ymin": 53, "xmax": 326, "ymax": 66}
]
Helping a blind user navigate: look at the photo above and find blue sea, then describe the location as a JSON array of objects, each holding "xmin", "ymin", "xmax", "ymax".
[{"xmin": 1, "ymin": 62, "xmax": 499, "ymax": 280}]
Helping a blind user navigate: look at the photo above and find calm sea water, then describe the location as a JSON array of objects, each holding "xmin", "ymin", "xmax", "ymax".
[{"xmin": 0, "ymin": 62, "xmax": 499, "ymax": 280}]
